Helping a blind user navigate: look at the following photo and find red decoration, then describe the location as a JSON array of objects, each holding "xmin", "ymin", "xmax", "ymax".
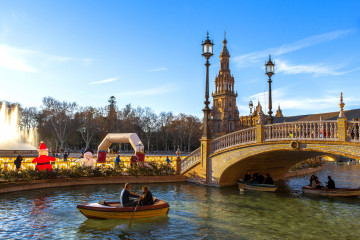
[{"xmin": 32, "ymin": 142, "xmax": 56, "ymax": 171}]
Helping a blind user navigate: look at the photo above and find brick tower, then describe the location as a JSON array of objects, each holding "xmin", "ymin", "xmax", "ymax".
[{"xmin": 210, "ymin": 34, "xmax": 240, "ymax": 138}]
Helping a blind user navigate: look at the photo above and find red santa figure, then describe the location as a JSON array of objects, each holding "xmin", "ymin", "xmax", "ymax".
[{"xmin": 32, "ymin": 142, "xmax": 56, "ymax": 171}]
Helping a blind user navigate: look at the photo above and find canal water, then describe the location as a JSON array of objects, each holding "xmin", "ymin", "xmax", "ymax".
[{"xmin": 1, "ymin": 162, "xmax": 360, "ymax": 240}]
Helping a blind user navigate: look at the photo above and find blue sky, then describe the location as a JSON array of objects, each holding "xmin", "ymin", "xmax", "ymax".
[{"xmin": 0, "ymin": 1, "xmax": 360, "ymax": 117}]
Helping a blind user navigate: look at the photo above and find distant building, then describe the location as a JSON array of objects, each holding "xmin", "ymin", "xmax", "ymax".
[
  {"xmin": 273, "ymin": 109, "xmax": 360, "ymax": 123},
  {"xmin": 209, "ymin": 35, "xmax": 240, "ymax": 138}
]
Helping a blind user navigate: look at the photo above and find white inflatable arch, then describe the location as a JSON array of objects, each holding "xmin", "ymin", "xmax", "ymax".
[
  {"xmin": 98, "ymin": 133, "xmax": 144, "ymax": 153},
  {"xmin": 97, "ymin": 133, "xmax": 145, "ymax": 163}
]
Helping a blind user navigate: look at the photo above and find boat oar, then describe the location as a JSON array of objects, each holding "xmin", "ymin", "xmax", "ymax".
[{"xmin": 128, "ymin": 203, "xmax": 139, "ymax": 228}]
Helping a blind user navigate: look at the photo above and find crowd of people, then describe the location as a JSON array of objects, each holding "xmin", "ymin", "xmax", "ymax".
[
  {"xmin": 243, "ymin": 172, "xmax": 274, "ymax": 185},
  {"xmin": 309, "ymin": 175, "xmax": 335, "ymax": 189}
]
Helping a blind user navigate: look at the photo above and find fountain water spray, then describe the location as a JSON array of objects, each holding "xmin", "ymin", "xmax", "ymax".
[{"xmin": 0, "ymin": 101, "xmax": 37, "ymax": 150}]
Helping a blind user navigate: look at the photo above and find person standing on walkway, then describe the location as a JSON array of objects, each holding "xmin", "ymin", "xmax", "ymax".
[
  {"xmin": 115, "ymin": 155, "xmax": 121, "ymax": 167},
  {"xmin": 63, "ymin": 152, "xmax": 68, "ymax": 162},
  {"xmin": 14, "ymin": 155, "xmax": 23, "ymax": 170}
]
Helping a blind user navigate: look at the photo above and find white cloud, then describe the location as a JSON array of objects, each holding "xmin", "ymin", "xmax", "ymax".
[
  {"xmin": 147, "ymin": 67, "xmax": 168, "ymax": 72},
  {"xmin": 0, "ymin": 45, "xmax": 37, "ymax": 72},
  {"xmin": 276, "ymin": 59, "xmax": 360, "ymax": 77},
  {"xmin": 0, "ymin": 44, "xmax": 72, "ymax": 72},
  {"xmin": 90, "ymin": 77, "xmax": 119, "ymax": 85},
  {"xmin": 233, "ymin": 29, "xmax": 356, "ymax": 67},
  {"xmin": 117, "ymin": 84, "xmax": 176, "ymax": 97},
  {"xmin": 276, "ymin": 59, "xmax": 339, "ymax": 76}
]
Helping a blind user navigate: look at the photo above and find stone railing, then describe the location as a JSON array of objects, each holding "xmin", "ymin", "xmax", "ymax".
[
  {"xmin": 210, "ymin": 127, "xmax": 256, "ymax": 154},
  {"xmin": 179, "ymin": 119, "xmax": 358, "ymax": 175},
  {"xmin": 347, "ymin": 121, "xmax": 360, "ymax": 142},
  {"xmin": 180, "ymin": 148, "xmax": 201, "ymax": 174},
  {"xmin": 264, "ymin": 121, "xmax": 338, "ymax": 141}
]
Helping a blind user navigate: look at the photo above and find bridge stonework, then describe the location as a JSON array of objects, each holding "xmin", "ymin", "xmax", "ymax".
[{"xmin": 181, "ymin": 118, "xmax": 360, "ymax": 186}]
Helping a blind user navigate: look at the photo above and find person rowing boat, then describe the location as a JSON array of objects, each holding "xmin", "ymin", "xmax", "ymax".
[{"xmin": 120, "ymin": 183, "xmax": 140, "ymax": 207}]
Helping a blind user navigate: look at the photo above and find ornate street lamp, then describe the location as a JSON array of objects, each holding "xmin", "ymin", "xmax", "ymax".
[
  {"xmin": 249, "ymin": 100, "xmax": 253, "ymax": 127},
  {"xmin": 201, "ymin": 32, "xmax": 214, "ymax": 139},
  {"xmin": 265, "ymin": 55, "xmax": 275, "ymax": 124}
]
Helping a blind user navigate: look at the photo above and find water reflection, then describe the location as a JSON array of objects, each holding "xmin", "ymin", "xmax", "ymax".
[{"xmin": 1, "ymin": 163, "xmax": 360, "ymax": 239}]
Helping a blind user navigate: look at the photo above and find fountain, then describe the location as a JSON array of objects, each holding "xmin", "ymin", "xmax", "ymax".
[{"xmin": 0, "ymin": 101, "xmax": 38, "ymax": 157}]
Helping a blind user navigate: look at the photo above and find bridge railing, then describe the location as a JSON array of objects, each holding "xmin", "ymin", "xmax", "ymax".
[
  {"xmin": 180, "ymin": 148, "xmax": 201, "ymax": 174},
  {"xmin": 347, "ymin": 121, "xmax": 360, "ymax": 142},
  {"xmin": 264, "ymin": 121, "xmax": 338, "ymax": 141},
  {"xmin": 210, "ymin": 127, "xmax": 256, "ymax": 154}
]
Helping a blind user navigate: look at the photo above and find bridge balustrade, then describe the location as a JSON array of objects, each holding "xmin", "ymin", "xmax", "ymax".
[
  {"xmin": 180, "ymin": 148, "xmax": 201, "ymax": 174},
  {"xmin": 210, "ymin": 127, "xmax": 256, "ymax": 154},
  {"xmin": 264, "ymin": 121, "xmax": 338, "ymax": 141},
  {"xmin": 179, "ymin": 119, "xmax": 353, "ymax": 175},
  {"xmin": 347, "ymin": 121, "xmax": 360, "ymax": 142}
]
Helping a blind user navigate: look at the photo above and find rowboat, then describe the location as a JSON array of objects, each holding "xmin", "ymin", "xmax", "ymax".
[
  {"xmin": 302, "ymin": 186, "xmax": 360, "ymax": 197},
  {"xmin": 237, "ymin": 179, "xmax": 278, "ymax": 192},
  {"xmin": 77, "ymin": 198, "xmax": 169, "ymax": 219}
]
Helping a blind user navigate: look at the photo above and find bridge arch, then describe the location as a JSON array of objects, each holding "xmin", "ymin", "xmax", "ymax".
[
  {"xmin": 181, "ymin": 120, "xmax": 360, "ymax": 187},
  {"xmin": 212, "ymin": 141, "xmax": 360, "ymax": 186}
]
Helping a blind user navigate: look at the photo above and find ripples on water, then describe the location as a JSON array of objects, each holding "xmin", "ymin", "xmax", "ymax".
[{"xmin": 1, "ymin": 162, "xmax": 360, "ymax": 239}]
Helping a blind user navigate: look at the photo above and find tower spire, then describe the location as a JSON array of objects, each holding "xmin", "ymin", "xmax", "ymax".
[{"xmin": 339, "ymin": 92, "xmax": 345, "ymax": 118}]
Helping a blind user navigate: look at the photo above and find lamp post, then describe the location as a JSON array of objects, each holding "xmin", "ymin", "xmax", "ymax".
[
  {"xmin": 265, "ymin": 55, "xmax": 275, "ymax": 124},
  {"xmin": 201, "ymin": 32, "xmax": 214, "ymax": 139},
  {"xmin": 249, "ymin": 100, "xmax": 253, "ymax": 127}
]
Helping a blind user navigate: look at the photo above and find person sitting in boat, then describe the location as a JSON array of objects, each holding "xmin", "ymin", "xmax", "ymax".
[
  {"xmin": 309, "ymin": 175, "xmax": 316, "ymax": 186},
  {"xmin": 139, "ymin": 185, "xmax": 154, "ymax": 206},
  {"xmin": 120, "ymin": 183, "xmax": 140, "ymax": 207},
  {"xmin": 257, "ymin": 173, "xmax": 265, "ymax": 184},
  {"xmin": 264, "ymin": 173, "xmax": 274, "ymax": 185},
  {"xmin": 243, "ymin": 171, "xmax": 251, "ymax": 182},
  {"xmin": 327, "ymin": 176, "xmax": 335, "ymax": 189},
  {"xmin": 311, "ymin": 176, "xmax": 322, "ymax": 188},
  {"xmin": 250, "ymin": 173, "xmax": 258, "ymax": 183}
]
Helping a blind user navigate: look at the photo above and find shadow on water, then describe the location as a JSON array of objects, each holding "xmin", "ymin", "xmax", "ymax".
[{"xmin": 78, "ymin": 215, "xmax": 170, "ymax": 239}]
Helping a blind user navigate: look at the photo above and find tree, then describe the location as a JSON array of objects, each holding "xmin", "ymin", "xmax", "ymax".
[
  {"xmin": 76, "ymin": 106, "xmax": 103, "ymax": 149},
  {"xmin": 41, "ymin": 97, "xmax": 77, "ymax": 149},
  {"xmin": 159, "ymin": 112, "xmax": 173, "ymax": 151},
  {"xmin": 141, "ymin": 107, "xmax": 159, "ymax": 151},
  {"xmin": 20, "ymin": 107, "xmax": 38, "ymax": 130},
  {"xmin": 184, "ymin": 115, "xmax": 201, "ymax": 151},
  {"xmin": 106, "ymin": 96, "xmax": 118, "ymax": 133}
]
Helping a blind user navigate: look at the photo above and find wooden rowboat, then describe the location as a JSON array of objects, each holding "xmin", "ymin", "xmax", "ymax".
[
  {"xmin": 237, "ymin": 179, "xmax": 278, "ymax": 192},
  {"xmin": 77, "ymin": 198, "xmax": 169, "ymax": 219},
  {"xmin": 302, "ymin": 186, "xmax": 360, "ymax": 197}
]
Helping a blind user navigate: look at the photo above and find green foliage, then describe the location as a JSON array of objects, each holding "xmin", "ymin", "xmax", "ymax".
[
  {"xmin": 126, "ymin": 162, "xmax": 175, "ymax": 176},
  {"xmin": 0, "ymin": 162, "xmax": 175, "ymax": 182}
]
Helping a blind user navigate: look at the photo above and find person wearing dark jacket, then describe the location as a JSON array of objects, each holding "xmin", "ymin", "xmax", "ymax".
[
  {"xmin": 139, "ymin": 185, "xmax": 154, "ymax": 206},
  {"xmin": 14, "ymin": 155, "xmax": 23, "ymax": 170},
  {"xmin": 257, "ymin": 173, "xmax": 265, "ymax": 184},
  {"xmin": 120, "ymin": 183, "xmax": 139, "ymax": 207},
  {"xmin": 327, "ymin": 176, "xmax": 335, "ymax": 189},
  {"xmin": 243, "ymin": 171, "xmax": 251, "ymax": 182},
  {"xmin": 264, "ymin": 173, "xmax": 274, "ymax": 185}
]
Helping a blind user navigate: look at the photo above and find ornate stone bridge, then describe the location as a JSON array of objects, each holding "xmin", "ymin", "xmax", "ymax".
[{"xmin": 180, "ymin": 118, "xmax": 360, "ymax": 186}]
